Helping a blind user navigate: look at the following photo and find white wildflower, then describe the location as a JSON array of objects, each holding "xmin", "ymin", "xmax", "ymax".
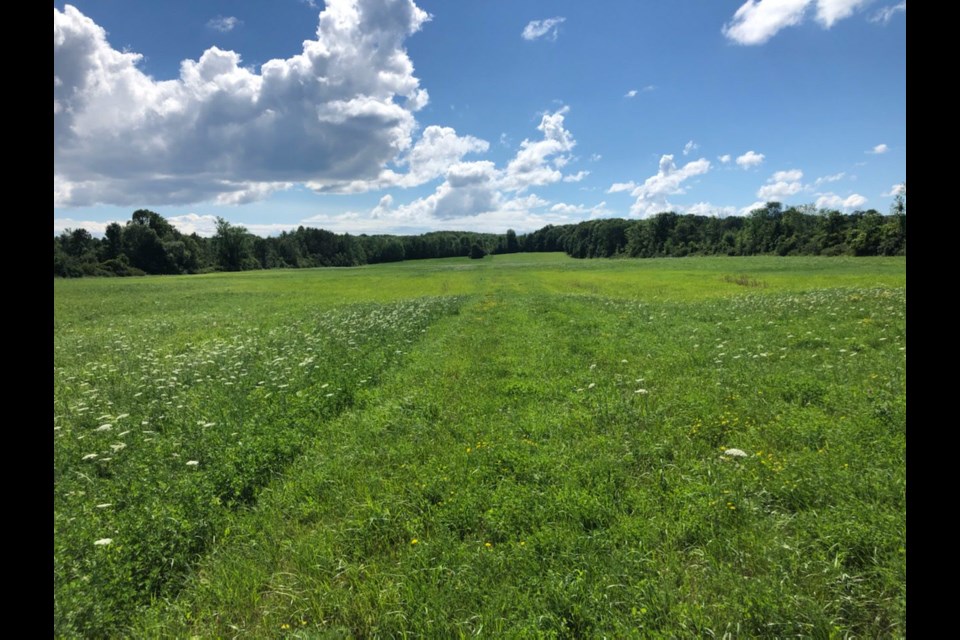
[
  {"xmin": 186, "ymin": 460, "xmax": 200, "ymax": 466},
  {"xmin": 94, "ymin": 538, "xmax": 113, "ymax": 546},
  {"xmin": 723, "ymin": 448, "xmax": 749, "ymax": 458}
]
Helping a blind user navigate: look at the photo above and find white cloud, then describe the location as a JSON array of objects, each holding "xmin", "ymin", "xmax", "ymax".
[
  {"xmin": 53, "ymin": 218, "xmax": 123, "ymax": 237},
  {"xmin": 625, "ymin": 89, "xmax": 638, "ymax": 98},
  {"xmin": 882, "ymin": 183, "xmax": 905, "ymax": 197},
  {"xmin": 627, "ymin": 154, "xmax": 712, "ymax": 217},
  {"xmin": 549, "ymin": 201, "xmax": 612, "ymax": 218},
  {"xmin": 499, "ymin": 106, "xmax": 576, "ymax": 192},
  {"xmin": 736, "ymin": 150, "xmax": 765, "ymax": 168},
  {"xmin": 870, "ymin": 1, "xmax": 906, "ymax": 24},
  {"xmin": 723, "ymin": 0, "xmax": 871, "ymax": 45},
  {"xmin": 815, "ymin": 192, "xmax": 868, "ymax": 209},
  {"xmin": 870, "ymin": 143, "xmax": 890, "ymax": 154},
  {"xmin": 563, "ymin": 170, "xmax": 590, "ymax": 183},
  {"xmin": 55, "ymin": 1, "xmax": 432, "ymax": 207},
  {"xmin": 686, "ymin": 202, "xmax": 739, "ymax": 217},
  {"xmin": 522, "ymin": 17, "xmax": 566, "ymax": 41},
  {"xmin": 739, "ymin": 201, "xmax": 769, "ymax": 215},
  {"xmin": 207, "ymin": 16, "xmax": 242, "ymax": 32},
  {"xmin": 683, "ymin": 140, "xmax": 699, "ymax": 156},
  {"xmin": 589, "ymin": 153, "xmax": 602, "ymax": 162},
  {"xmin": 814, "ymin": 172, "xmax": 846, "ymax": 186},
  {"xmin": 815, "ymin": 0, "xmax": 871, "ymax": 27},
  {"xmin": 167, "ymin": 213, "xmax": 220, "ymax": 236},
  {"xmin": 313, "ymin": 126, "xmax": 489, "ymax": 193},
  {"xmin": 723, "ymin": 0, "xmax": 811, "ymax": 45},
  {"xmin": 607, "ymin": 181, "xmax": 638, "ymax": 194},
  {"xmin": 757, "ymin": 169, "xmax": 804, "ymax": 200},
  {"xmin": 719, "ymin": 154, "xmax": 732, "ymax": 164},
  {"xmin": 643, "ymin": 85, "xmax": 656, "ymax": 92},
  {"xmin": 314, "ymin": 107, "xmax": 580, "ymax": 230}
]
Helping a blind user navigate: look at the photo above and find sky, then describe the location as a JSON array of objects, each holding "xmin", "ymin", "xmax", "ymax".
[{"xmin": 54, "ymin": 0, "xmax": 907, "ymax": 237}]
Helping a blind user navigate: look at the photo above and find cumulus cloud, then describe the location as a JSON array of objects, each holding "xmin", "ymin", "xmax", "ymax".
[
  {"xmin": 207, "ymin": 16, "xmax": 242, "ymax": 32},
  {"xmin": 870, "ymin": 143, "xmax": 890, "ymax": 154},
  {"xmin": 686, "ymin": 202, "xmax": 739, "ymax": 217},
  {"xmin": 53, "ymin": 218, "xmax": 123, "ymax": 237},
  {"xmin": 55, "ymin": 0, "xmax": 433, "ymax": 207},
  {"xmin": 882, "ymin": 183, "xmax": 905, "ymax": 197},
  {"xmin": 870, "ymin": 1, "xmax": 906, "ymax": 24},
  {"xmin": 167, "ymin": 213, "xmax": 220, "ymax": 236},
  {"xmin": 723, "ymin": 0, "xmax": 810, "ymax": 44},
  {"xmin": 499, "ymin": 106, "xmax": 576, "ymax": 191},
  {"xmin": 606, "ymin": 181, "xmax": 638, "ymax": 194},
  {"xmin": 736, "ymin": 150, "xmax": 765, "ymax": 168},
  {"xmin": 756, "ymin": 169, "xmax": 804, "ymax": 200},
  {"xmin": 563, "ymin": 170, "xmax": 590, "ymax": 183},
  {"xmin": 549, "ymin": 201, "xmax": 611, "ymax": 218},
  {"xmin": 522, "ymin": 16, "xmax": 566, "ymax": 41},
  {"xmin": 312, "ymin": 125, "xmax": 489, "ymax": 193},
  {"xmin": 625, "ymin": 89, "xmax": 638, "ymax": 98},
  {"xmin": 315, "ymin": 106, "xmax": 581, "ymax": 229},
  {"xmin": 815, "ymin": 192, "xmax": 868, "ymax": 209},
  {"xmin": 683, "ymin": 140, "xmax": 699, "ymax": 156},
  {"xmin": 723, "ymin": 0, "xmax": 871, "ymax": 45},
  {"xmin": 719, "ymin": 154, "xmax": 732, "ymax": 164},
  {"xmin": 814, "ymin": 0, "xmax": 871, "ymax": 27},
  {"xmin": 625, "ymin": 154, "xmax": 712, "ymax": 217},
  {"xmin": 739, "ymin": 201, "xmax": 769, "ymax": 216}
]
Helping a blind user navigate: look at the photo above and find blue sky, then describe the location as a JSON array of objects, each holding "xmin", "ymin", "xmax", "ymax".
[{"xmin": 54, "ymin": 0, "xmax": 906, "ymax": 237}]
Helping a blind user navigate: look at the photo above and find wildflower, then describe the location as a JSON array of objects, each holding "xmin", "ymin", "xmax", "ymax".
[
  {"xmin": 485, "ymin": 542, "xmax": 492, "ymax": 548},
  {"xmin": 411, "ymin": 538, "xmax": 419, "ymax": 545},
  {"xmin": 186, "ymin": 460, "xmax": 200, "ymax": 466},
  {"xmin": 723, "ymin": 448, "xmax": 748, "ymax": 458},
  {"xmin": 94, "ymin": 538, "xmax": 113, "ymax": 546}
]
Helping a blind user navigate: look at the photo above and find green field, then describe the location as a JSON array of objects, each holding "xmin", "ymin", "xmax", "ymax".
[{"xmin": 54, "ymin": 254, "xmax": 906, "ymax": 638}]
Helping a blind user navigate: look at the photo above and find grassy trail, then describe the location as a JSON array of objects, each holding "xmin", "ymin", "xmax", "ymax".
[
  {"xmin": 51, "ymin": 256, "xmax": 904, "ymax": 637},
  {"xmin": 137, "ymin": 264, "xmax": 905, "ymax": 636}
]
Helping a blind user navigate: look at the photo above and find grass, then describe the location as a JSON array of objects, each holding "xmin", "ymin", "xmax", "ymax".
[{"xmin": 53, "ymin": 254, "xmax": 906, "ymax": 638}]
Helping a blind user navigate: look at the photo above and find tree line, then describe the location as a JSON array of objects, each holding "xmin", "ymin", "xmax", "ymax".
[{"xmin": 54, "ymin": 197, "xmax": 904, "ymax": 277}]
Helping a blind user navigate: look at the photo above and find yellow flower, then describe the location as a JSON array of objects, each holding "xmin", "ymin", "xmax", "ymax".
[{"xmin": 411, "ymin": 538, "xmax": 419, "ymax": 545}]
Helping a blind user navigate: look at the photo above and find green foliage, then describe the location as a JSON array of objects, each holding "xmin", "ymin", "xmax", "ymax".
[{"xmin": 469, "ymin": 242, "xmax": 487, "ymax": 259}]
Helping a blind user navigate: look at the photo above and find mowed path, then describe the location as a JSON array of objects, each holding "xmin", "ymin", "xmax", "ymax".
[
  {"xmin": 135, "ymin": 264, "xmax": 906, "ymax": 638},
  {"xmin": 140, "ymin": 282, "xmax": 672, "ymax": 636}
]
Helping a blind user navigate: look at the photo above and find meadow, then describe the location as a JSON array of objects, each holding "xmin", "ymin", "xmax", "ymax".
[{"xmin": 54, "ymin": 254, "xmax": 906, "ymax": 638}]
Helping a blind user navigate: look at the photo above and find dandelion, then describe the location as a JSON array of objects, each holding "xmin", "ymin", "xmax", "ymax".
[
  {"xmin": 94, "ymin": 538, "xmax": 113, "ymax": 546},
  {"xmin": 411, "ymin": 538, "xmax": 419, "ymax": 545},
  {"xmin": 485, "ymin": 542, "xmax": 492, "ymax": 548}
]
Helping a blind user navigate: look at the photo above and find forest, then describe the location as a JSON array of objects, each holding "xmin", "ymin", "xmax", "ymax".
[{"xmin": 54, "ymin": 197, "xmax": 905, "ymax": 277}]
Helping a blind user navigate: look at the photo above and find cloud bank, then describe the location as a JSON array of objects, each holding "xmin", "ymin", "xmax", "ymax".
[{"xmin": 55, "ymin": 0, "xmax": 434, "ymax": 207}]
